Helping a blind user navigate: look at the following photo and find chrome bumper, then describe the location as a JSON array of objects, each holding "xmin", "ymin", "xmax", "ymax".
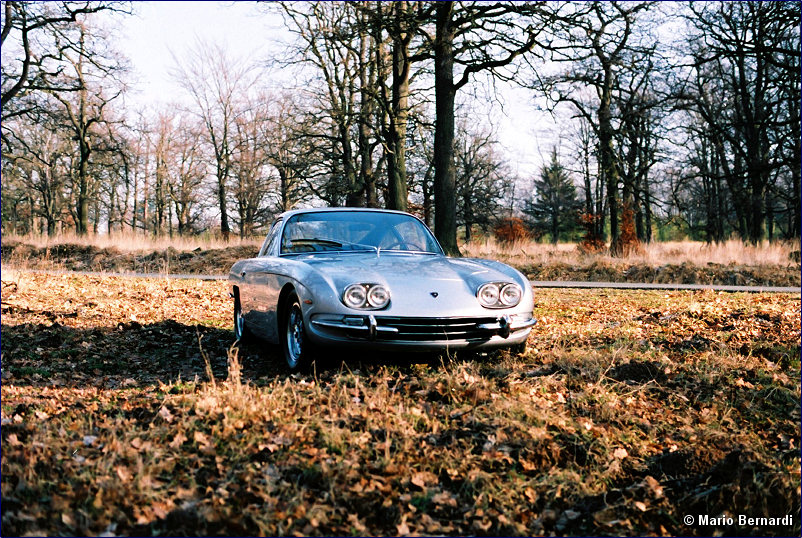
[
  {"xmin": 312, "ymin": 315, "xmax": 398, "ymax": 339},
  {"xmin": 311, "ymin": 314, "xmax": 536, "ymax": 342}
]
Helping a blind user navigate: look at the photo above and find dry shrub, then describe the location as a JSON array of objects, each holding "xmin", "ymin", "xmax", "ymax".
[
  {"xmin": 493, "ymin": 217, "xmax": 531, "ymax": 244},
  {"xmin": 610, "ymin": 205, "xmax": 643, "ymax": 257},
  {"xmin": 577, "ymin": 213, "xmax": 606, "ymax": 254}
]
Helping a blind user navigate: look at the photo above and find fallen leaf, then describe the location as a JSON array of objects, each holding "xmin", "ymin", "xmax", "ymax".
[
  {"xmin": 411, "ymin": 471, "xmax": 437, "ymax": 488},
  {"xmin": 169, "ymin": 432, "xmax": 187, "ymax": 449},
  {"xmin": 116, "ymin": 466, "xmax": 132, "ymax": 482}
]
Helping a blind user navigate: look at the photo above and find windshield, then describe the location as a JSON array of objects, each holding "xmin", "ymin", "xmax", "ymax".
[{"xmin": 281, "ymin": 211, "xmax": 442, "ymax": 255}]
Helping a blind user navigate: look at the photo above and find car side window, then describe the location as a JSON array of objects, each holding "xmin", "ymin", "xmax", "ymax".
[{"xmin": 259, "ymin": 220, "xmax": 282, "ymax": 257}]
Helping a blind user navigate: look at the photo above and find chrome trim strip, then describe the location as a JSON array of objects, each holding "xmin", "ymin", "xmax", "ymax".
[
  {"xmin": 311, "ymin": 319, "xmax": 399, "ymax": 334},
  {"xmin": 510, "ymin": 318, "xmax": 537, "ymax": 330},
  {"xmin": 476, "ymin": 316, "xmax": 536, "ymax": 334}
]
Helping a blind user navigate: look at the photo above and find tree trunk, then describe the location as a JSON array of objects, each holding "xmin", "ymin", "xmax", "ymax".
[
  {"xmin": 422, "ymin": 161, "xmax": 433, "ymax": 228},
  {"xmin": 433, "ymin": 2, "xmax": 459, "ymax": 256},
  {"xmin": 341, "ymin": 120, "xmax": 360, "ymax": 207},
  {"xmin": 217, "ymin": 166, "xmax": 230, "ymax": 240},
  {"xmin": 387, "ymin": 1, "xmax": 410, "ymax": 211},
  {"xmin": 599, "ymin": 71, "xmax": 620, "ymax": 254},
  {"xmin": 77, "ymin": 144, "xmax": 90, "ymax": 235}
]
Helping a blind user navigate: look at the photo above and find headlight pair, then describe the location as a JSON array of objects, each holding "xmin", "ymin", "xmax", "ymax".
[
  {"xmin": 477, "ymin": 282, "xmax": 522, "ymax": 308},
  {"xmin": 343, "ymin": 283, "xmax": 390, "ymax": 309}
]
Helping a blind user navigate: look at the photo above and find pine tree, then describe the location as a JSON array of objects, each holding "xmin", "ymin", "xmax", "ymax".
[{"xmin": 523, "ymin": 148, "xmax": 580, "ymax": 244}]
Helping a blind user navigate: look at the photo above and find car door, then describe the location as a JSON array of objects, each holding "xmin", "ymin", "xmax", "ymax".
[{"xmin": 244, "ymin": 219, "xmax": 284, "ymax": 340}]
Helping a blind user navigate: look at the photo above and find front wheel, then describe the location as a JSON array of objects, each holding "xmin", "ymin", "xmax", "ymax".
[
  {"xmin": 280, "ymin": 292, "xmax": 315, "ymax": 371},
  {"xmin": 509, "ymin": 342, "xmax": 527, "ymax": 355}
]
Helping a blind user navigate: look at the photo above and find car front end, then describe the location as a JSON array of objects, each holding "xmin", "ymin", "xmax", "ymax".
[{"xmin": 296, "ymin": 252, "xmax": 536, "ymax": 352}]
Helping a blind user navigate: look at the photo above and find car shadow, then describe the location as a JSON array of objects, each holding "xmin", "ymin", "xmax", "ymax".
[
  {"xmin": 1, "ymin": 319, "xmax": 479, "ymax": 389},
  {"xmin": 1, "ymin": 319, "xmax": 291, "ymax": 388}
]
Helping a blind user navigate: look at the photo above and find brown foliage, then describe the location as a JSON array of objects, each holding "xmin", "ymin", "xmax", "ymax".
[
  {"xmin": 1, "ymin": 274, "xmax": 799, "ymax": 536},
  {"xmin": 577, "ymin": 212, "xmax": 606, "ymax": 254},
  {"xmin": 610, "ymin": 204, "xmax": 643, "ymax": 257},
  {"xmin": 493, "ymin": 217, "xmax": 531, "ymax": 244}
]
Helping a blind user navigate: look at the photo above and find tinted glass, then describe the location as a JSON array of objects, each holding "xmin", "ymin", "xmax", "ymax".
[
  {"xmin": 259, "ymin": 219, "xmax": 282, "ymax": 257},
  {"xmin": 281, "ymin": 211, "xmax": 442, "ymax": 255}
]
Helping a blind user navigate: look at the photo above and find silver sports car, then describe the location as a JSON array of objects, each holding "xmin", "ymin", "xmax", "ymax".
[{"xmin": 229, "ymin": 208, "xmax": 536, "ymax": 370}]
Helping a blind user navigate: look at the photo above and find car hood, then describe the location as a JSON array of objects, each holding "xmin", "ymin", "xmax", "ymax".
[{"xmin": 295, "ymin": 252, "xmax": 525, "ymax": 315}]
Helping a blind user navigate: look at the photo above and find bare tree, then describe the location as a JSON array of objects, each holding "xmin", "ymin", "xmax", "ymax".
[
  {"xmin": 36, "ymin": 20, "xmax": 127, "ymax": 234},
  {"xmin": 1, "ymin": 1, "xmax": 129, "ymax": 117},
  {"xmin": 230, "ymin": 96, "xmax": 275, "ymax": 238},
  {"xmin": 171, "ymin": 40, "xmax": 259, "ymax": 240},
  {"xmin": 454, "ymin": 123, "xmax": 512, "ymax": 242},
  {"xmin": 535, "ymin": 2, "xmax": 655, "ymax": 255},
  {"xmin": 676, "ymin": 1, "xmax": 801, "ymax": 242},
  {"xmin": 261, "ymin": 94, "xmax": 314, "ymax": 214},
  {"xmin": 565, "ymin": 115, "xmax": 606, "ymax": 244},
  {"xmin": 426, "ymin": 1, "xmax": 555, "ymax": 255},
  {"xmin": 168, "ymin": 116, "xmax": 206, "ymax": 236},
  {"xmin": 278, "ymin": 2, "xmax": 381, "ymax": 207},
  {"xmin": 3, "ymin": 119, "xmax": 70, "ymax": 235}
]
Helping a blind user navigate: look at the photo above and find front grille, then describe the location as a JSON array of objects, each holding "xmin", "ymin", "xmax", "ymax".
[{"xmin": 375, "ymin": 316, "xmax": 498, "ymax": 342}]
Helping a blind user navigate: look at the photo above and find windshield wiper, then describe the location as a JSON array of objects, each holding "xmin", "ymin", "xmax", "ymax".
[
  {"xmin": 339, "ymin": 240, "xmax": 379, "ymax": 255},
  {"xmin": 287, "ymin": 238, "xmax": 380, "ymax": 255},
  {"xmin": 290, "ymin": 238, "xmax": 343, "ymax": 247}
]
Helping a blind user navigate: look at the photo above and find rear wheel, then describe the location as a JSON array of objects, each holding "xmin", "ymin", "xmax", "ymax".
[
  {"xmin": 280, "ymin": 292, "xmax": 314, "ymax": 371},
  {"xmin": 233, "ymin": 295, "xmax": 251, "ymax": 343}
]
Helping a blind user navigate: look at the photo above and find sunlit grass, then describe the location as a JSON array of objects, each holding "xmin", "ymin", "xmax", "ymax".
[
  {"xmin": 462, "ymin": 238, "xmax": 798, "ymax": 267},
  {"xmin": 5, "ymin": 231, "xmax": 796, "ymax": 267},
  {"xmin": 3, "ymin": 230, "xmax": 261, "ymax": 252}
]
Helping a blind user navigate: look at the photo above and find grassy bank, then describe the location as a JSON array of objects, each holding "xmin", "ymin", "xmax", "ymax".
[
  {"xmin": 1, "ymin": 274, "xmax": 799, "ymax": 536},
  {"xmin": 2, "ymin": 236, "xmax": 800, "ymax": 286}
]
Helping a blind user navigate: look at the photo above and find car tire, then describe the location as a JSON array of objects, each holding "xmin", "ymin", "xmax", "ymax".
[
  {"xmin": 510, "ymin": 342, "xmax": 527, "ymax": 355},
  {"xmin": 233, "ymin": 295, "xmax": 251, "ymax": 343},
  {"xmin": 280, "ymin": 292, "xmax": 315, "ymax": 372}
]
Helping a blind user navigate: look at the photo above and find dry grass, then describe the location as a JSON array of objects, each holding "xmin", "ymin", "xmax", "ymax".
[
  {"xmin": 1, "ymin": 274, "xmax": 799, "ymax": 536},
  {"xmin": 5, "ymin": 231, "xmax": 797, "ymax": 267},
  {"xmin": 3, "ymin": 231, "xmax": 261, "ymax": 253},
  {"xmin": 2, "ymin": 235, "xmax": 799, "ymax": 286},
  {"xmin": 462, "ymin": 238, "xmax": 799, "ymax": 267}
]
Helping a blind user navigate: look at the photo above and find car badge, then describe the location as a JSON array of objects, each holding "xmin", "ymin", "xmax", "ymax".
[{"xmin": 430, "ymin": 292, "xmax": 439, "ymax": 298}]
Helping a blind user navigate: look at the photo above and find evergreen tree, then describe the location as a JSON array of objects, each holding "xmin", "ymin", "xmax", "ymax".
[{"xmin": 524, "ymin": 148, "xmax": 580, "ymax": 244}]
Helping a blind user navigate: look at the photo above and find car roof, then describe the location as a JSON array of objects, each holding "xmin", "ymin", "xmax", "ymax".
[{"xmin": 276, "ymin": 207, "xmax": 417, "ymax": 220}]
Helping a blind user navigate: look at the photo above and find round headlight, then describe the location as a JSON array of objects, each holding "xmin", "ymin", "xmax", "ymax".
[
  {"xmin": 477, "ymin": 283, "xmax": 500, "ymax": 307},
  {"xmin": 500, "ymin": 283, "xmax": 522, "ymax": 306},
  {"xmin": 343, "ymin": 284, "xmax": 367, "ymax": 308},
  {"xmin": 367, "ymin": 285, "xmax": 390, "ymax": 308}
]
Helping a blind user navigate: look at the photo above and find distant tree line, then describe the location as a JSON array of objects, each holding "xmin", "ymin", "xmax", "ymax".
[{"xmin": 2, "ymin": 1, "xmax": 799, "ymax": 254}]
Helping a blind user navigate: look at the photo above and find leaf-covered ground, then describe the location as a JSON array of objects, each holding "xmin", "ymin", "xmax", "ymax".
[{"xmin": 1, "ymin": 274, "xmax": 800, "ymax": 536}]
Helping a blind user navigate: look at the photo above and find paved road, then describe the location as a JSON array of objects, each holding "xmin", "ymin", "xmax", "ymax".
[
  {"xmin": 529, "ymin": 280, "xmax": 800, "ymax": 294},
  {"xmin": 3, "ymin": 268, "xmax": 799, "ymax": 294}
]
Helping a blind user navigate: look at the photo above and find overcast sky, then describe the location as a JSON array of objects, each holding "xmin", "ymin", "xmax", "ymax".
[{"xmin": 116, "ymin": 1, "xmax": 560, "ymax": 181}]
